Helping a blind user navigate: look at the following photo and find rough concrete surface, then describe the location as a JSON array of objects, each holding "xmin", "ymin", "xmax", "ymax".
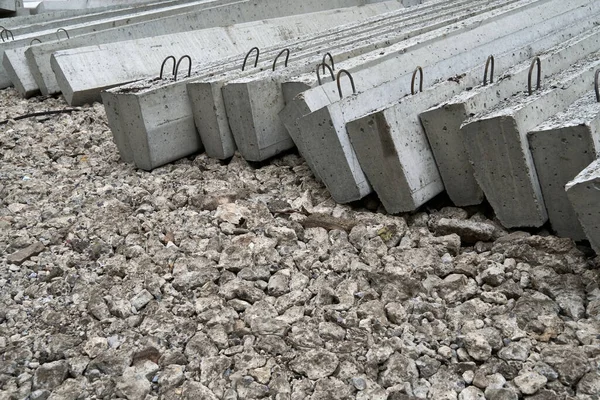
[
  {"xmin": 528, "ymin": 91, "xmax": 600, "ymax": 240},
  {"xmin": 49, "ymin": 1, "xmax": 400, "ymax": 105},
  {"xmin": 566, "ymin": 158, "xmax": 600, "ymax": 254},
  {"xmin": 189, "ymin": 0, "xmax": 482, "ymax": 160},
  {"xmin": 462, "ymin": 54, "xmax": 600, "ymax": 228},
  {"xmin": 419, "ymin": 21, "xmax": 600, "ymax": 207}
]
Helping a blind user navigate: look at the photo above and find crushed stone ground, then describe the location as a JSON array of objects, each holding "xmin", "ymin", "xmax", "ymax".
[{"xmin": 1, "ymin": 87, "xmax": 599, "ymax": 400}]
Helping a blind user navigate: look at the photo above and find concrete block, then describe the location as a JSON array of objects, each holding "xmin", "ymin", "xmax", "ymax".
[
  {"xmin": 49, "ymin": 0, "xmax": 391, "ymax": 105},
  {"xmin": 461, "ymin": 55, "xmax": 600, "ymax": 228},
  {"xmin": 528, "ymin": 91, "xmax": 600, "ymax": 239},
  {"xmin": 219, "ymin": 0, "xmax": 500, "ymax": 161},
  {"xmin": 104, "ymin": 0, "xmax": 420, "ymax": 161},
  {"xmin": 100, "ymin": 2, "xmax": 399, "ymax": 167},
  {"xmin": 0, "ymin": 0, "xmax": 241, "ymax": 88},
  {"xmin": 346, "ymin": 28, "xmax": 596, "ymax": 213},
  {"xmin": 566, "ymin": 158, "xmax": 600, "ymax": 253},
  {"xmin": 3, "ymin": 0, "xmax": 204, "ymax": 35},
  {"xmin": 281, "ymin": 0, "xmax": 587, "ymax": 203},
  {"xmin": 101, "ymin": 89, "xmax": 134, "ymax": 163},
  {"xmin": 118, "ymin": 84, "xmax": 204, "ymax": 171},
  {"xmin": 35, "ymin": 0, "xmax": 168, "ymax": 13},
  {"xmin": 345, "ymin": 17, "xmax": 596, "ymax": 213},
  {"xmin": 0, "ymin": 0, "xmax": 16, "ymax": 13},
  {"xmin": 190, "ymin": 0, "xmax": 474, "ymax": 159},
  {"xmin": 419, "ymin": 23, "xmax": 600, "ymax": 206}
]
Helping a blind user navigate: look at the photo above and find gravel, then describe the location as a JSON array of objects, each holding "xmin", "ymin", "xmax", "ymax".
[{"xmin": 1, "ymin": 87, "xmax": 600, "ymax": 399}]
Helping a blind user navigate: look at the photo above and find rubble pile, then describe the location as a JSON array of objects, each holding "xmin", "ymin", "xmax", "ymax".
[{"xmin": 1, "ymin": 88, "xmax": 600, "ymax": 399}]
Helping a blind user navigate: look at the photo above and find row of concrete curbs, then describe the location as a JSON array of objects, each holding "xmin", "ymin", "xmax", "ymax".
[
  {"xmin": 1, "ymin": 0, "xmax": 598, "ymax": 251},
  {"xmin": 0, "ymin": 26, "xmax": 70, "ymax": 43},
  {"xmin": 100, "ymin": 0, "xmax": 600, "ymax": 253}
]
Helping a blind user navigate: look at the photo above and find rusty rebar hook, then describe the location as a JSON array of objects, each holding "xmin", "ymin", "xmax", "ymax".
[
  {"xmin": 174, "ymin": 55, "xmax": 192, "ymax": 81},
  {"xmin": 1, "ymin": 29, "xmax": 14, "ymax": 42},
  {"xmin": 322, "ymin": 52, "xmax": 335, "ymax": 72},
  {"xmin": 528, "ymin": 57, "xmax": 542, "ymax": 96},
  {"xmin": 56, "ymin": 28, "xmax": 70, "ymax": 40},
  {"xmin": 272, "ymin": 48, "xmax": 290, "ymax": 72},
  {"xmin": 411, "ymin": 66, "xmax": 423, "ymax": 95},
  {"xmin": 30, "ymin": 38, "xmax": 42, "ymax": 45},
  {"xmin": 337, "ymin": 69, "xmax": 356, "ymax": 99},
  {"xmin": 159, "ymin": 56, "xmax": 176, "ymax": 79},
  {"xmin": 242, "ymin": 47, "xmax": 260, "ymax": 71},
  {"xmin": 316, "ymin": 63, "xmax": 335, "ymax": 85},
  {"xmin": 483, "ymin": 55, "xmax": 494, "ymax": 86}
]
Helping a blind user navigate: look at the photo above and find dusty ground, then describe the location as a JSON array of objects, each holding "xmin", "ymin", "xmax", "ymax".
[{"xmin": 1, "ymin": 87, "xmax": 599, "ymax": 400}]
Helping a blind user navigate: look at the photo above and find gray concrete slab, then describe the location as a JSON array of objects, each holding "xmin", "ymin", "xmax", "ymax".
[
  {"xmin": 25, "ymin": 0, "xmax": 255, "ymax": 96},
  {"xmin": 346, "ymin": 24, "xmax": 600, "ymax": 214},
  {"xmin": 0, "ymin": 0, "xmax": 240, "ymax": 88},
  {"xmin": 34, "ymin": 0, "xmax": 165, "ymax": 13},
  {"xmin": 419, "ymin": 23, "xmax": 600, "ymax": 207},
  {"xmin": 190, "ymin": 0, "xmax": 474, "ymax": 159},
  {"xmin": 528, "ymin": 91, "xmax": 600, "ymax": 239},
  {"xmin": 219, "ymin": 0, "xmax": 500, "ymax": 162},
  {"xmin": 461, "ymin": 54, "xmax": 600, "ymax": 228},
  {"xmin": 49, "ymin": 0, "xmax": 391, "ymax": 105},
  {"xmin": 130, "ymin": 0, "xmax": 507, "ymax": 167},
  {"xmin": 566, "ymin": 158, "xmax": 600, "ymax": 253},
  {"xmin": 101, "ymin": 89, "xmax": 134, "ymax": 162},
  {"xmin": 0, "ymin": 0, "xmax": 16, "ymax": 13},
  {"xmin": 3, "ymin": 0, "xmax": 205, "ymax": 35},
  {"xmin": 99, "ymin": 2, "xmax": 402, "ymax": 168},
  {"xmin": 103, "ymin": 0, "xmax": 455, "ymax": 162},
  {"xmin": 280, "ymin": 0, "xmax": 583, "ymax": 204}
]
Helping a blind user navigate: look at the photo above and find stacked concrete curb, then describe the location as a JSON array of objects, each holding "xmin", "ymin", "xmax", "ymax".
[{"xmin": 2, "ymin": 0, "xmax": 600, "ymax": 251}]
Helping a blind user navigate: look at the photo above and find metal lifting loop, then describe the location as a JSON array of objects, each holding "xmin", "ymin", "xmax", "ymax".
[
  {"xmin": 411, "ymin": 66, "xmax": 423, "ymax": 95},
  {"xmin": 159, "ymin": 56, "xmax": 176, "ymax": 79},
  {"xmin": 242, "ymin": 47, "xmax": 260, "ymax": 71},
  {"xmin": 174, "ymin": 55, "xmax": 192, "ymax": 81},
  {"xmin": 56, "ymin": 28, "xmax": 70, "ymax": 40},
  {"xmin": 30, "ymin": 38, "xmax": 42, "ymax": 46},
  {"xmin": 316, "ymin": 63, "xmax": 335, "ymax": 86},
  {"xmin": 595, "ymin": 70, "xmax": 600, "ymax": 103},
  {"xmin": 528, "ymin": 57, "xmax": 542, "ymax": 96},
  {"xmin": 1, "ymin": 29, "xmax": 14, "ymax": 42},
  {"xmin": 336, "ymin": 69, "xmax": 356, "ymax": 99},
  {"xmin": 272, "ymin": 48, "xmax": 290, "ymax": 72},
  {"xmin": 483, "ymin": 55, "xmax": 494, "ymax": 86},
  {"xmin": 322, "ymin": 52, "xmax": 335, "ymax": 72}
]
